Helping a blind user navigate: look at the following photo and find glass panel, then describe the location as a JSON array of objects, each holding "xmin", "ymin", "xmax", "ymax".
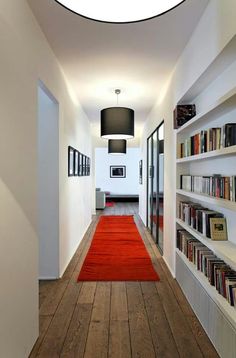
[
  {"xmin": 157, "ymin": 123, "xmax": 164, "ymax": 252},
  {"xmin": 152, "ymin": 131, "xmax": 158, "ymax": 241},
  {"xmin": 147, "ymin": 137, "xmax": 153, "ymax": 230}
]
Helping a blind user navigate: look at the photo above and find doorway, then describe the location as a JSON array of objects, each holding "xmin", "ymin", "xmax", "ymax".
[
  {"xmin": 147, "ymin": 121, "xmax": 164, "ymax": 253},
  {"xmin": 37, "ymin": 81, "xmax": 59, "ymax": 279}
]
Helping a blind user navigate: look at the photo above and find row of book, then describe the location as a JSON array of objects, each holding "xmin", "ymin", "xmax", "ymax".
[
  {"xmin": 177, "ymin": 230, "xmax": 236, "ymax": 307},
  {"xmin": 178, "ymin": 123, "xmax": 236, "ymax": 158},
  {"xmin": 180, "ymin": 174, "xmax": 236, "ymax": 202},
  {"xmin": 179, "ymin": 201, "xmax": 228, "ymax": 240}
]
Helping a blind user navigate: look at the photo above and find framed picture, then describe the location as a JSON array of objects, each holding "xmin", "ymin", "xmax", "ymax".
[
  {"xmin": 85, "ymin": 156, "xmax": 90, "ymax": 176},
  {"xmin": 210, "ymin": 218, "xmax": 228, "ymax": 241},
  {"xmin": 78, "ymin": 152, "xmax": 83, "ymax": 176},
  {"xmin": 110, "ymin": 166, "xmax": 126, "ymax": 178},
  {"xmin": 82, "ymin": 155, "xmax": 86, "ymax": 176},
  {"xmin": 68, "ymin": 146, "xmax": 74, "ymax": 176},
  {"xmin": 139, "ymin": 160, "xmax": 143, "ymax": 184},
  {"xmin": 87, "ymin": 157, "xmax": 91, "ymax": 176},
  {"xmin": 74, "ymin": 150, "xmax": 79, "ymax": 176}
]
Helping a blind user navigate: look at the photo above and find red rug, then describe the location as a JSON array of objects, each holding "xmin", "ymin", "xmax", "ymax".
[
  {"xmin": 77, "ymin": 216, "xmax": 160, "ymax": 281},
  {"xmin": 106, "ymin": 201, "xmax": 115, "ymax": 207}
]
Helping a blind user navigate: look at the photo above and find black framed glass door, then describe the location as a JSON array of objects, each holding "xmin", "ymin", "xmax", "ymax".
[{"xmin": 147, "ymin": 122, "xmax": 164, "ymax": 253}]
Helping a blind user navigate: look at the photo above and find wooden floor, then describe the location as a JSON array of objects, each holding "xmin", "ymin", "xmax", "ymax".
[{"xmin": 30, "ymin": 202, "xmax": 219, "ymax": 358}]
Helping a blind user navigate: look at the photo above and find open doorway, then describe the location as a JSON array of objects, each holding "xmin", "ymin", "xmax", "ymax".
[
  {"xmin": 94, "ymin": 147, "xmax": 139, "ymax": 212},
  {"xmin": 37, "ymin": 81, "xmax": 59, "ymax": 279}
]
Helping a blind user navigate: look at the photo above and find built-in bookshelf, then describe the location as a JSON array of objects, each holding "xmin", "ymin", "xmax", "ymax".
[{"xmin": 175, "ymin": 42, "xmax": 236, "ymax": 357}]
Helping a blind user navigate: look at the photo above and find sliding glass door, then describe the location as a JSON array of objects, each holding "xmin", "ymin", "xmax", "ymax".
[{"xmin": 147, "ymin": 122, "xmax": 164, "ymax": 253}]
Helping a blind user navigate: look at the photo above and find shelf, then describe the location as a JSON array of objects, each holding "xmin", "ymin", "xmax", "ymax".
[
  {"xmin": 176, "ymin": 189, "xmax": 236, "ymax": 211},
  {"xmin": 178, "ymin": 35, "xmax": 236, "ymax": 103},
  {"xmin": 176, "ymin": 87, "xmax": 236, "ymax": 134},
  {"xmin": 176, "ymin": 249, "xmax": 236, "ymax": 330},
  {"xmin": 176, "ymin": 145, "xmax": 236, "ymax": 163},
  {"xmin": 176, "ymin": 218, "xmax": 236, "ymax": 271}
]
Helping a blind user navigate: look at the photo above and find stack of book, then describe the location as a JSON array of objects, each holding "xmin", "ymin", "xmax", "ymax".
[
  {"xmin": 178, "ymin": 123, "xmax": 236, "ymax": 158},
  {"xmin": 178, "ymin": 201, "xmax": 228, "ymax": 240},
  {"xmin": 177, "ymin": 230, "xmax": 236, "ymax": 307},
  {"xmin": 180, "ymin": 174, "xmax": 236, "ymax": 201}
]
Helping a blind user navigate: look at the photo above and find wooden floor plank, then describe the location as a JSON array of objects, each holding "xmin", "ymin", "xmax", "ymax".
[
  {"xmin": 110, "ymin": 282, "xmax": 128, "ymax": 322},
  {"xmin": 141, "ymin": 281, "xmax": 179, "ymax": 358},
  {"xmin": 60, "ymin": 282, "xmax": 97, "ymax": 357},
  {"xmin": 37, "ymin": 279, "xmax": 83, "ymax": 357},
  {"xmin": 109, "ymin": 321, "xmax": 131, "ymax": 358},
  {"xmin": 126, "ymin": 282, "xmax": 156, "ymax": 358},
  {"xmin": 83, "ymin": 282, "xmax": 111, "ymax": 358}
]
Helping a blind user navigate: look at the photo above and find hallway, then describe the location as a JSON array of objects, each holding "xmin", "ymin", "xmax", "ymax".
[{"xmin": 31, "ymin": 203, "xmax": 218, "ymax": 358}]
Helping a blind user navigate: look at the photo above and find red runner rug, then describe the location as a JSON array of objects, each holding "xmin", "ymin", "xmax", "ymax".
[{"xmin": 77, "ymin": 216, "xmax": 160, "ymax": 281}]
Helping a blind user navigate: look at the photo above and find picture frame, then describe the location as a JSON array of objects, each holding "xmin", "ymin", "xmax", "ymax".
[
  {"xmin": 78, "ymin": 152, "xmax": 83, "ymax": 176},
  {"xmin": 74, "ymin": 150, "xmax": 79, "ymax": 176},
  {"xmin": 139, "ymin": 160, "xmax": 143, "ymax": 184},
  {"xmin": 87, "ymin": 157, "xmax": 91, "ymax": 176},
  {"xmin": 82, "ymin": 155, "xmax": 86, "ymax": 176},
  {"xmin": 110, "ymin": 166, "xmax": 126, "ymax": 178},
  {"xmin": 210, "ymin": 218, "xmax": 228, "ymax": 241},
  {"xmin": 68, "ymin": 146, "xmax": 74, "ymax": 177}
]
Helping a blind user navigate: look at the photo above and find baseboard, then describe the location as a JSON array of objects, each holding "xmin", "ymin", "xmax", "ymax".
[
  {"xmin": 39, "ymin": 276, "xmax": 59, "ymax": 280},
  {"xmin": 163, "ymin": 256, "xmax": 176, "ymax": 278}
]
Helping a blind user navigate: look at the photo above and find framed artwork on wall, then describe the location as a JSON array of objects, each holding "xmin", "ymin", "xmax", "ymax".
[
  {"xmin": 78, "ymin": 152, "xmax": 83, "ymax": 176},
  {"xmin": 68, "ymin": 146, "xmax": 74, "ymax": 176},
  {"xmin": 139, "ymin": 160, "xmax": 143, "ymax": 184},
  {"xmin": 110, "ymin": 166, "xmax": 126, "ymax": 178},
  {"xmin": 82, "ymin": 155, "xmax": 86, "ymax": 176},
  {"xmin": 74, "ymin": 150, "xmax": 79, "ymax": 176}
]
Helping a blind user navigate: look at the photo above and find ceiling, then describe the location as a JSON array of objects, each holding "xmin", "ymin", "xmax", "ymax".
[{"xmin": 28, "ymin": 0, "xmax": 209, "ymax": 145}]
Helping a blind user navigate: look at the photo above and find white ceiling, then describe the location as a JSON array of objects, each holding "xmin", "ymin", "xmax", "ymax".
[{"xmin": 28, "ymin": 0, "xmax": 209, "ymax": 144}]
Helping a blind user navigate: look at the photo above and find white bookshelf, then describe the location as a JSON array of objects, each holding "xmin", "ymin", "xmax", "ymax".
[
  {"xmin": 176, "ymin": 189, "xmax": 236, "ymax": 211},
  {"xmin": 175, "ymin": 50, "xmax": 236, "ymax": 357},
  {"xmin": 176, "ymin": 249, "xmax": 236, "ymax": 331}
]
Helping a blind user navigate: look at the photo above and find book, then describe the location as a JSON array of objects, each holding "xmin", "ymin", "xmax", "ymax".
[{"xmin": 210, "ymin": 218, "xmax": 228, "ymax": 241}]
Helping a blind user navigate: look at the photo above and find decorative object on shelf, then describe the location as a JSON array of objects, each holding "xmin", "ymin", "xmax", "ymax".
[
  {"xmin": 54, "ymin": 0, "xmax": 185, "ymax": 24},
  {"xmin": 108, "ymin": 139, "xmax": 127, "ymax": 154},
  {"xmin": 110, "ymin": 166, "xmax": 126, "ymax": 178},
  {"xmin": 101, "ymin": 89, "xmax": 134, "ymax": 140},
  {"xmin": 68, "ymin": 146, "xmax": 90, "ymax": 177},
  {"xmin": 210, "ymin": 218, "xmax": 228, "ymax": 241},
  {"xmin": 173, "ymin": 104, "xmax": 196, "ymax": 129},
  {"xmin": 224, "ymin": 123, "xmax": 236, "ymax": 147},
  {"xmin": 139, "ymin": 160, "xmax": 143, "ymax": 184},
  {"xmin": 68, "ymin": 146, "xmax": 74, "ymax": 176}
]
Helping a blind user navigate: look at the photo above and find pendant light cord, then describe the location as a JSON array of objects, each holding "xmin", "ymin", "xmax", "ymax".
[{"xmin": 115, "ymin": 89, "xmax": 121, "ymax": 107}]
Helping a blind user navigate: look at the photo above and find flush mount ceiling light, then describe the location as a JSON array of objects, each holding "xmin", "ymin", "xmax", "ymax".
[
  {"xmin": 108, "ymin": 139, "xmax": 127, "ymax": 155},
  {"xmin": 101, "ymin": 89, "xmax": 134, "ymax": 140},
  {"xmin": 55, "ymin": 0, "xmax": 185, "ymax": 24}
]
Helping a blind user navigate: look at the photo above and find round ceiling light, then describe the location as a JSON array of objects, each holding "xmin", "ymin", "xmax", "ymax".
[{"xmin": 55, "ymin": 0, "xmax": 185, "ymax": 24}]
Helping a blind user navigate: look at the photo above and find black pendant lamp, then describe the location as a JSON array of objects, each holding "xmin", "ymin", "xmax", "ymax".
[
  {"xmin": 101, "ymin": 89, "xmax": 134, "ymax": 140},
  {"xmin": 108, "ymin": 139, "xmax": 127, "ymax": 155}
]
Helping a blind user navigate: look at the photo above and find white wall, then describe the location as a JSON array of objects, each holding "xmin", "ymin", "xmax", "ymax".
[
  {"xmin": 38, "ymin": 84, "xmax": 59, "ymax": 279},
  {"xmin": 95, "ymin": 148, "xmax": 140, "ymax": 194},
  {"xmin": 0, "ymin": 1, "xmax": 93, "ymax": 357},
  {"xmin": 139, "ymin": 0, "xmax": 236, "ymax": 276}
]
